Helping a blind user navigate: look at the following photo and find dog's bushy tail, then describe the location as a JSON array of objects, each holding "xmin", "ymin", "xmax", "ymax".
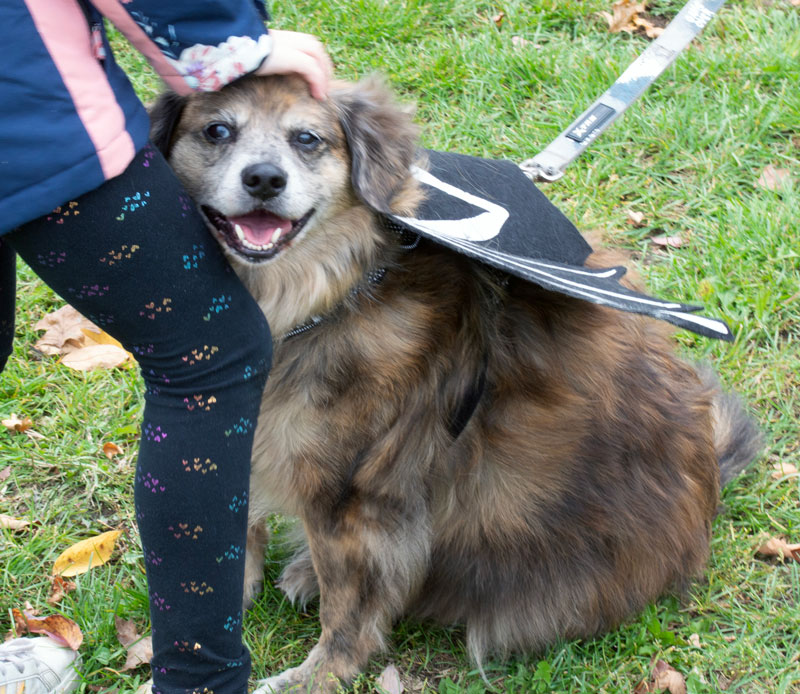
[{"xmin": 697, "ymin": 365, "xmax": 763, "ymax": 486}]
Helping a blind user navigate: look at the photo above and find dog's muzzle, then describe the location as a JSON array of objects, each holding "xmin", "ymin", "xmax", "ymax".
[{"xmin": 202, "ymin": 206, "xmax": 314, "ymax": 262}]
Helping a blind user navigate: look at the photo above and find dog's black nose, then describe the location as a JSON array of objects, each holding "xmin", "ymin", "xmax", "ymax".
[{"xmin": 241, "ymin": 163, "xmax": 288, "ymax": 199}]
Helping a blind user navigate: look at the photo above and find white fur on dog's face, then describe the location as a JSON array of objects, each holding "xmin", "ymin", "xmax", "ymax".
[
  {"xmin": 157, "ymin": 74, "xmax": 422, "ymax": 337},
  {"xmin": 168, "ymin": 77, "xmax": 354, "ymax": 266}
]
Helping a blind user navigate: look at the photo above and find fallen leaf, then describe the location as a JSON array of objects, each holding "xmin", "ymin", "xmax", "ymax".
[
  {"xmin": 34, "ymin": 305, "xmax": 100, "ymax": 356},
  {"xmin": 53, "ymin": 529, "xmax": 123, "ymax": 576},
  {"xmin": 34, "ymin": 305, "xmax": 133, "ymax": 370},
  {"xmin": 2, "ymin": 413, "xmax": 33, "ymax": 433},
  {"xmin": 651, "ymin": 234, "xmax": 685, "ymax": 248},
  {"xmin": 652, "ymin": 660, "xmax": 687, "ymax": 694},
  {"xmin": 511, "ymin": 35, "xmax": 539, "ymax": 49},
  {"xmin": 756, "ymin": 164, "xmax": 792, "ymax": 191},
  {"xmin": 492, "ymin": 11, "xmax": 506, "ymax": 28},
  {"xmin": 756, "ymin": 536, "xmax": 800, "ymax": 562},
  {"xmin": 115, "ymin": 617, "xmax": 153, "ymax": 671},
  {"xmin": 635, "ymin": 660, "xmax": 688, "ymax": 694},
  {"xmin": 0, "ymin": 466, "xmax": 10, "ymax": 481},
  {"xmin": 60, "ymin": 344, "xmax": 132, "ymax": 371},
  {"xmin": 47, "ymin": 576, "xmax": 77, "ymax": 606},
  {"xmin": 102, "ymin": 442, "xmax": 124, "ymax": 460},
  {"xmin": 376, "ymin": 663, "xmax": 404, "ymax": 694},
  {"xmin": 601, "ymin": 0, "xmax": 646, "ymax": 33},
  {"xmin": 634, "ymin": 14, "xmax": 664, "ymax": 38},
  {"xmin": 12, "ymin": 608, "xmax": 83, "ymax": 650},
  {"xmin": 688, "ymin": 632, "xmax": 702, "ymax": 648},
  {"xmin": 771, "ymin": 461, "xmax": 798, "ymax": 479},
  {"xmin": 627, "ymin": 209, "xmax": 646, "ymax": 227},
  {"xmin": 0, "ymin": 514, "xmax": 30, "ymax": 531}
]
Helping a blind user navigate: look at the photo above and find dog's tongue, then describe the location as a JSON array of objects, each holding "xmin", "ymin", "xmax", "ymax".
[{"xmin": 229, "ymin": 210, "xmax": 292, "ymax": 245}]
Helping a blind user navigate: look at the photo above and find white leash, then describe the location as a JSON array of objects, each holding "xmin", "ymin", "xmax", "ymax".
[{"xmin": 520, "ymin": 0, "xmax": 726, "ymax": 182}]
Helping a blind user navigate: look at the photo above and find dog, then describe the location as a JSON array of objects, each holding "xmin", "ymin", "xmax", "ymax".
[{"xmin": 150, "ymin": 74, "xmax": 761, "ymax": 693}]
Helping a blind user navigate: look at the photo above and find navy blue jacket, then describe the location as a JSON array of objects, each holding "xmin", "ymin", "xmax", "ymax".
[
  {"xmin": 0, "ymin": 0, "xmax": 272, "ymax": 234},
  {"xmin": 0, "ymin": 0, "xmax": 272, "ymax": 369}
]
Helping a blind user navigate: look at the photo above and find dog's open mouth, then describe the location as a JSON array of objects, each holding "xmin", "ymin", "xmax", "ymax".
[{"xmin": 202, "ymin": 206, "xmax": 314, "ymax": 261}]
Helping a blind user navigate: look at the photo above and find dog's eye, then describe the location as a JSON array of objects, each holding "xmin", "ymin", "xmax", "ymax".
[
  {"xmin": 204, "ymin": 122, "xmax": 234, "ymax": 143},
  {"xmin": 293, "ymin": 130, "xmax": 322, "ymax": 151}
]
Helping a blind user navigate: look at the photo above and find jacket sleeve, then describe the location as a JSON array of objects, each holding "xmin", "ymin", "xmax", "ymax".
[{"xmin": 90, "ymin": 0, "xmax": 272, "ymax": 94}]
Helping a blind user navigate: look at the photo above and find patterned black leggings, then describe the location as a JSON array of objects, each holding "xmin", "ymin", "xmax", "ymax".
[{"xmin": 5, "ymin": 145, "xmax": 271, "ymax": 694}]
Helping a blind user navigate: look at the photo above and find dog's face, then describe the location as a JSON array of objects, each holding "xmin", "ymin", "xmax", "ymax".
[{"xmin": 150, "ymin": 75, "xmax": 420, "ymax": 268}]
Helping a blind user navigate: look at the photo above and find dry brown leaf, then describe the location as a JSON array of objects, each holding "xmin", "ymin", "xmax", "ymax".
[
  {"xmin": 34, "ymin": 305, "xmax": 133, "ymax": 370},
  {"xmin": 652, "ymin": 234, "xmax": 685, "ymax": 248},
  {"xmin": 627, "ymin": 209, "xmax": 646, "ymax": 227},
  {"xmin": 34, "ymin": 305, "xmax": 100, "ymax": 356},
  {"xmin": 103, "ymin": 442, "xmax": 124, "ymax": 460},
  {"xmin": 60, "ymin": 344, "xmax": 132, "ymax": 372},
  {"xmin": 652, "ymin": 660, "xmax": 687, "ymax": 694},
  {"xmin": 511, "ymin": 35, "xmax": 539, "ymax": 50},
  {"xmin": 115, "ymin": 617, "xmax": 153, "ymax": 671},
  {"xmin": 47, "ymin": 576, "xmax": 77, "ymax": 606},
  {"xmin": 635, "ymin": 660, "xmax": 688, "ymax": 694},
  {"xmin": 1, "ymin": 514, "xmax": 30, "ymax": 531},
  {"xmin": 53, "ymin": 529, "xmax": 123, "ymax": 576},
  {"xmin": 601, "ymin": 0, "xmax": 646, "ymax": 33},
  {"xmin": 771, "ymin": 461, "xmax": 798, "ymax": 479},
  {"xmin": 756, "ymin": 164, "xmax": 792, "ymax": 191},
  {"xmin": 492, "ymin": 12, "xmax": 506, "ymax": 28},
  {"xmin": 688, "ymin": 632, "xmax": 702, "ymax": 648},
  {"xmin": 634, "ymin": 15, "xmax": 664, "ymax": 38},
  {"xmin": 756, "ymin": 536, "xmax": 800, "ymax": 562},
  {"xmin": 2, "ymin": 413, "xmax": 33, "ymax": 433},
  {"xmin": 12, "ymin": 608, "xmax": 83, "ymax": 650},
  {"xmin": 376, "ymin": 664, "xmax": 404, "ymax": 694},
  {"xmin": 0, "ymin": 466, "xmax": 10, "ymax": 481}
]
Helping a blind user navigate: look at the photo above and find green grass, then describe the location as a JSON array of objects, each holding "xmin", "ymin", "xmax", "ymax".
[{"xmin": 2, "ymin": 0, "xmax": 799, "ymax": 691}]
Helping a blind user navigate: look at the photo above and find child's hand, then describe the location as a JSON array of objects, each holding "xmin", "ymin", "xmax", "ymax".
[{"xmin": 255, "ymin": 29, "xmax": 333, "ymax": 100}]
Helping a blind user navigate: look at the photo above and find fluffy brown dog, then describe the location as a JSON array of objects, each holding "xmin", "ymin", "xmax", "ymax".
[{"xmin": 150, "ymin": 75, "xmax": 761, "ymax": 693}]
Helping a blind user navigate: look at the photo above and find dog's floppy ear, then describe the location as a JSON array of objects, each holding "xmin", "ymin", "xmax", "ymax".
[
  {"xmin": 148, "ymin": 91, "xmax": 188, "ymax": 157},
  {"xmin": 332, "ymin": 77, "xmax": 419, "ymax": 214}
]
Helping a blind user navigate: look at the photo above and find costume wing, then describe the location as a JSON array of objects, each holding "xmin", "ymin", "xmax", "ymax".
[{"xmin": 387, "ymin": 150, "xmax": 732, "ymax": 341}]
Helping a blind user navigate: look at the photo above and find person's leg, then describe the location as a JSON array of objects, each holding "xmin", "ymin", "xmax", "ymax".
[
  {"xmin": 0, "ymin": 236, "xmax": 14, "ymax": 372},
  {"xmin": 7, "ymin": 145, "xmax": 271, "ymax": 694}
]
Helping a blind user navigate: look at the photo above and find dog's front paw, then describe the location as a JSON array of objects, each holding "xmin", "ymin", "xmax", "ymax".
[
  {"xmin": 253, "ymin": 665, "xmax": 341, "ymax": 694},
  {"xmin": 254, "ymin": 648, "xmax": 345, "ymax": 694}
]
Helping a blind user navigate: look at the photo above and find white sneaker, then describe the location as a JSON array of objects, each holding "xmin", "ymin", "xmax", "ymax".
[{"xmin": 0, "ymin": 637, "xmax": 80, "ymax": 694}]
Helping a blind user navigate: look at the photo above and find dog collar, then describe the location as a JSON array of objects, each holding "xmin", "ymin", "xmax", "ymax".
[{"xmin": 281, "ymin": 267, "xmax": 389, "ymax": 341}]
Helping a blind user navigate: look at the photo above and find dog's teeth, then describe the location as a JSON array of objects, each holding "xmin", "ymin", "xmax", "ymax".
[
  {"xmin": 266, "ymin": 242, "xmax": 274, "ymax": 249},
  {"xmin": 234, "ymin": 224, "xmax": 245, "ymax": 240},
  {"xmin": 271, "ymin": 228, "xmax": 282, "ymax": 244}
]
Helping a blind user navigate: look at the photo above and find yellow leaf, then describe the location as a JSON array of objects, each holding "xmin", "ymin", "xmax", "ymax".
[{"xmin": 53, "ymin": 529, "xmax": 123, "ymax": 576}]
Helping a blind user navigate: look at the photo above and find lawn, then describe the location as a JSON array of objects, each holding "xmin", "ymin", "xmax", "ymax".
[{"xmin": 2, "ymin": 0, "xmax": 799, "ymax": 692}]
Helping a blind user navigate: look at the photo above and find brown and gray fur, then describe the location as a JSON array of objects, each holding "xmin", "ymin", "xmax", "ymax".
[{"xmin": 150, "ymin": 75, "xmax": 761, "ymax": 693}]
